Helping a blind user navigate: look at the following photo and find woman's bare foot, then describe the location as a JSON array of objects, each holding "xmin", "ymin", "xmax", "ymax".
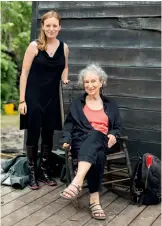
[
  {"xmin": 60, "ymin": 176, "xmax": 83, "ymax": 200},
  {"xmin": 89, "ymin": 192, "xmax": 106, "ymax": 219}
]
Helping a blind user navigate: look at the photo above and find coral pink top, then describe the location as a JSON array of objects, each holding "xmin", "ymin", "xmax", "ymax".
[{"xmin": 83, "ymin": 104, "xmax": 108, "ymax": 135}]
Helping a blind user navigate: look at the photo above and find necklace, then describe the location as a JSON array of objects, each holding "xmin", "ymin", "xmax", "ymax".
[{"xmin": 47, "ymin": 41, "xmax": 60, "ymax": 57}]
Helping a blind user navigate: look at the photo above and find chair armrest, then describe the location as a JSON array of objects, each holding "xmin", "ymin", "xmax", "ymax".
[{"xmin": 116, "ymin": 136, "xmax": 128, "ymax": 142}]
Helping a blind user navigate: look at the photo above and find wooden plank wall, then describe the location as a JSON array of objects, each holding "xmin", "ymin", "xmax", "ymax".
[{"xmin": 31, "ymin": 1, "xmax": 161, "ymax": 159}]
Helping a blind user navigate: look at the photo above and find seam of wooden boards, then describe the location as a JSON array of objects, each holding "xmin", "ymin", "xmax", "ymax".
[
  {"xmin": 38, "ymin": 4, "xmax": 161, "ymax": 11},
  {"xmin": 38, "ymin": 2, "xmax": 161, "ymax": 8},
  {"xmin": 5, "ymin": 187, "xmax": 66, "ymax": 225},
  {"xmin": 67, "ymin": 75, "xmax": 161, "ymax": 82},
  {"xmin": 65, "ymin": 47, "xmax": 161, "ymax": 50},
  {"xmin": 36, "ymin": 194, "xmax": 121, "ymax": 226},
  {"xmin": 67, "ymin": 64, "xmax": 161, "ymax": 69},
  {"xmin": 1, "ymin": 183, "xmax": 49, "ymax": 205},
  {"xmin": 62, "ymin": 92, "xmax": 161, "ymax": 100},
  {"xmin": 62, "ymin": 92, "xmax": 161, "ymax": 102},
  {"xmin": 149, "ymin": 213, "xmax": 161, "ymax": 226},
  {"xmin": 66, "ymin": 64, "xmax": 161, "ymax": 69},
  {"xmin": 126, "ymin": 206, "xmax": 148, "ymax": 226},
  {"xmin": 59, "ymin": 27, "xmax": 161, "ymax": 30},
  {"xmin": 2, "ymin": 187, "xmax": 89, "ymax": 225},
  {"xmin": 28, "ymin": 190, "xmax": 121, "ymax": 226},
  {"xmin": 127, "ymin": 139, "xmax": 161, "ymax": 145},
  {"xmin": 1, "ymin": 183, "xmax": 64, "ymax": 218}
]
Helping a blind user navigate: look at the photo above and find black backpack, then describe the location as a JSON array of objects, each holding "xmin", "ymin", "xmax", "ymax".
[{"xmin": 131, "ymin": 152, "xmax": 161, "ymax": 205}]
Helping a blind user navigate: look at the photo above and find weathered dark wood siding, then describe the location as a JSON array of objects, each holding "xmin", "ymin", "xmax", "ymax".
[{"xmin": 31, "ymin": 1, "xmax": 161, "ymax": 158}]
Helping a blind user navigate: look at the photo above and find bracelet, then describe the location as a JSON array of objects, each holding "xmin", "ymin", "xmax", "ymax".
[{"xmin": 19, "ymin": 101, "xmax": 25, "ymax": 104}]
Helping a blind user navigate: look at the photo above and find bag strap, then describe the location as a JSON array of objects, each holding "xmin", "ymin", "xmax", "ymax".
[
  {"xmin": 137, "ymin": 152, "xmax": 143, "ymax": 159},
  {"xmin": 131, "ymin": 155, "xmax": 143, "ymax": 198}
]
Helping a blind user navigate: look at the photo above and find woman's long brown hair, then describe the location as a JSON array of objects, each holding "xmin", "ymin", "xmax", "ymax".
[{"xmin": 37, "ymin": 11, "xmax": 61, "ymax": 51}]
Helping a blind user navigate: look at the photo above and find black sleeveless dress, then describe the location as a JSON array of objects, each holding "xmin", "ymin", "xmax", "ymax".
[{"xmin": 20, "ymin": 41, "xmax": 65, "ymax": 131}]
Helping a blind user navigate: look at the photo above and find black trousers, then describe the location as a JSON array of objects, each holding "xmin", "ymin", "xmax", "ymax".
[
  {"xmin": 72, "ymin": 130, "xmax": 110, "ymax": 193},
  {"xmin": 26, "ymin": 106, "xmax": 55, "ymax": 147}
]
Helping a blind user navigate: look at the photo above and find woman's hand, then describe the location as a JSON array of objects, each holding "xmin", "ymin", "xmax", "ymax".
[
  {"xmin": 18, "ymin": 102, "xmax": 27, "ymax": 115},
  {"xmin": 107, "ymin": 134, "xmax": 116, "ymax": 148},
  {"xmin": 62, "ymin": 79, "xmax": 70, "ymax": 84},
  {"xmin": 62, "ymin": 143, "xmax": 71, "ymax": 150}
]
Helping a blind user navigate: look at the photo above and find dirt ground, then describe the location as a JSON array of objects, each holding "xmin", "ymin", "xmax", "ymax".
[
  {"xmin": 1, "ymin": 114, "xmax": 19, "ymax": 128},
  {"xmin": 1, "ymin": 114, "xmax": 24, "ymax": 158}
]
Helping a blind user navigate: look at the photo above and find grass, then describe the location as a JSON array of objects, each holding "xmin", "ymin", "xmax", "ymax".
[{"xmin": 1, "ymin": 114, "xmax": 20, "ymax": 128}]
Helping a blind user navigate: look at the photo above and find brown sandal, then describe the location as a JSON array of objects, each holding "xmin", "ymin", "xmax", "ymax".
[
  {"xmin": 89, "ymin": 203, "xmax": 106, "ymax": 220},
  {"xmin": 60, "ymin": 183, "xmax": 82, "ymax": 200}
]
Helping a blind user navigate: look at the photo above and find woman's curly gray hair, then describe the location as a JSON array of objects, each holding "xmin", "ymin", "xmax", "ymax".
[{"xmin": 78, "ymin": 63, "xmax": 108, "ymax": 87}]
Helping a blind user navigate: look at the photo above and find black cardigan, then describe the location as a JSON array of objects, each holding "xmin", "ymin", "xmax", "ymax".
[{"xmin": 60, "ymin": 93, "xmax": 122, "ymax": 146}]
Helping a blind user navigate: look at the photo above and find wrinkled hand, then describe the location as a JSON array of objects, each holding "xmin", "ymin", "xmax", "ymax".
[
  {"xmin": 18, "ymin": 102, "xmax": 27, "ymax": 115},
  {"xmin": 107, "ymin": 134, "xmax": 116, "ymax": 148},
  {"xmin": 62, "ymin": 143, "xmax": 71, "ymax": 150},
  {"xmin": 62, "ymin": 79, "xmax": 70, "ymax": 84}
]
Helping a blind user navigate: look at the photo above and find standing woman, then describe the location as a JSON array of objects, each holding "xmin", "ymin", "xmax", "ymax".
[{"xmin": 18, "ymin": 11, "xmax": 69, "ymax": 190}]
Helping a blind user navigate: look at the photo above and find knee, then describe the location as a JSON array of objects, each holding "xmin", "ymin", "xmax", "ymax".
[
  {"xmin": 26, "ymin": 129, "xmax": 40, "ymax": 146},
  {"xmin": 41, "ymin": 129, "xmax": 54, "ymax": 145}
]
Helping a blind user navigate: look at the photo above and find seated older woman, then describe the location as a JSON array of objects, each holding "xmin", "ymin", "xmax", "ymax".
[{"xmin": 60, "ymin": 64, "xmax": 122, "ymax": 220}]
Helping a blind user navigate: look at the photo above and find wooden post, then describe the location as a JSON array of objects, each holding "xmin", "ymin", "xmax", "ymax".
[{"xmin": 59, "ymin": 81, "xmax": 65, "ymax": 128}]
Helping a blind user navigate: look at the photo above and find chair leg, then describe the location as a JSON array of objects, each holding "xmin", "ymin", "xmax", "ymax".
[
  {"xmin": 65, "ymin": 150, "xmax": 74, "ymax": 186},
  {"xmin": 64, "ymin": 151, "xmax": 79, "ymax": 208},
  {"xmin": 123, "ymin": 141, "xmax": 133, "ymax": 199},
  {"xmin": 106, "ymin": 161, "xmax": 113, "ymax": 190},
  {"xmin": 103, "ymin": 139, "xmax": 133, "ymax": 200},
  {"xmin": 123, "ymin": 141, "xmax": 132, "ymax": 178}
]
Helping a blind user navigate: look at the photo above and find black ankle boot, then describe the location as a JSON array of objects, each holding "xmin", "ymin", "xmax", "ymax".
[
  {"xmin": 39, "ymin": 144, "xmax": 57, "ymax": 186},
  {"xmin": 26, "ymin": 146, "xmax": 40, "ymax": 190}
]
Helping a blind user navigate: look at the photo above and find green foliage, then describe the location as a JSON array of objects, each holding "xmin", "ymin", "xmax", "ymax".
[
  {"xmin": 1, "ymin": 45, "xmax": 18, "ymax": 103},
  {"xmin": 2, "ymin": 1, "xmax": 32, "ymax": 65},
  {"xmin": 1, "ymin": 1, "xmax": 32, "ymax": 107}
]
